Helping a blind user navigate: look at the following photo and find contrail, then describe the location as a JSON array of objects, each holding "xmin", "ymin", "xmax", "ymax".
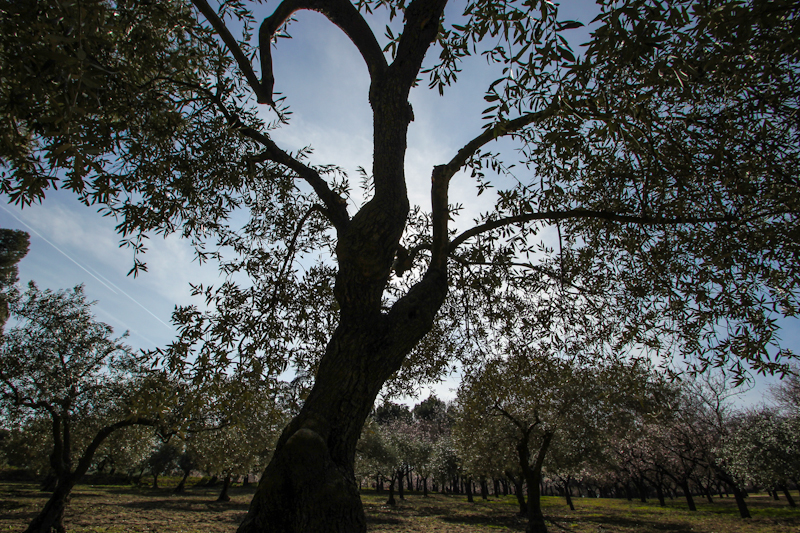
[{"xmin": 1, "ymin": 204, "xmax": 174, "ymax": 331}]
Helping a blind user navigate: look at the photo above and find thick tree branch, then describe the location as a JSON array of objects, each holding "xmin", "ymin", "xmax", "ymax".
[
  {"xmin": 259, "ymin": 0, "xmax": 388, "ymax": 103},
  {"xmin": 448, "ymin": 209, "xmax": 740, "ymax": 255},
  {"xmin": 164, "ymin": 78, "xmax": 348, "ymax": 228},
  {"xmin": 239, "ymin": 128, "xmax": 350, "ymax": 231},
  {"xmin": 72, "ymin": 416, "xmax": 158, "ymax": 483},
  {"xmin": 443, "ymin": 111, "xmax": 554, "ymax": 183},
  {"xmin": 428, "ymin": 110, "xmax": 552, "ymax": 273},
  {"xmin": 493, "ymin": 402, "xmax": 530, "ymax": 433},
  {"xmin": 191, "ymin": 0, "xmax": 273, "ymax": 105},
  {"xmin": 389, "ymin": 0, "xmax": 449, "ymax": 91}
]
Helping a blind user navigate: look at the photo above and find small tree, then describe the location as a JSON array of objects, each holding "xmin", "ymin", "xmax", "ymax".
[
  {"xmin": 355, "ymin": 418, "xmax": 400, "ymax": 504},
  {"xmin": 456, "ymin": 352, "xmax": 659, "ymax": 533},
  {"xmin": 147, "ymin": 441, "xmax": 181, "ymax": 489},
  {"xmin": 0, "ymin": 283, "xmax": 174, "ymax": 533}
]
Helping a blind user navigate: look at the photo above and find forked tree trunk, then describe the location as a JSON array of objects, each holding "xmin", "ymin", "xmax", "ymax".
[
  {"xmin": 234, "ymin": 2, "xmax": 452, "ymax": 531},
  {"xmin": 25, "ymin": 418, "xmax": 155, "ymax": 533},
  {"xmin": 518, "ymin": 432, "xmax": 554, "ymax": 533}
]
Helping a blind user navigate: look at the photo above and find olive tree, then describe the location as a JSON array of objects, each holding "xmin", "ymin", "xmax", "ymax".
[
  {"xmin": 2, "ymin": 1, "xmax": 799, "ymax": 531},
  {"xmin": 455, "ymin": 351, "xmax": 657, "ymax": 533},
  {"xmin": 0, "ymin": 283, "xmax": 175, "ymax": 533}
]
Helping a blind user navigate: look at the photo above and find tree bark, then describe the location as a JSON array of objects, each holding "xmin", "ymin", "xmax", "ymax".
[
  {"xmin": 25, "ymin": 417, "xmax": 155, "ymax": 533},
  {"xmin": 235, "ymin": 2, "xmax": 453, "ymax": 531},
  {"xmin": 655, "ymin": 483, "xmax": 666, "ymax": 507}
]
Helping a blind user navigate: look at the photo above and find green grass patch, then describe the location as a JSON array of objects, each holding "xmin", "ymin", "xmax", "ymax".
[{"xmin": 1, "ymin": 482, "xmax": 798, "ymax": 532}]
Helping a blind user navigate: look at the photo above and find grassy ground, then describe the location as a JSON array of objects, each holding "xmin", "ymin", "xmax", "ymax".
[{"xmin": 2, "ymin": 480, "xmax": 799, "ymax": 532}]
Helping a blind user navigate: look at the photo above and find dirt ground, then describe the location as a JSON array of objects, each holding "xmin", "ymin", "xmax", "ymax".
[{"xmin": 2, "ymin": 480, "xmax": 799, "ymax": 532}]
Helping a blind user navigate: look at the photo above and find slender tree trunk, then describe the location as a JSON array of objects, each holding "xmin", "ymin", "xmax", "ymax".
[
  {"xmin": 466, "ymin": 477, "xmax": 474, "ymax": 503},
  {"xmin": 780, "ymin": 485, "xmax": 797, "ymax": 507},
  {"xmin": 771, "ymin": 489, "xmax": 780, "ymax": 501},
  {"xmin": 174, "ymin": 470, "xmax": 191, "ymax": 493},
  {"xmin": 40, "ymin": 472, "xmax": 57, "ymax": 492},
  {"xmin": 422, "ymin": 477, "xmax": 428, "ymax": 497},
  {"xmin": 655, "ymin": 483, "xmax": 666, "ymax": 507},
  {"xmin": 564, "ymin": 479, "xmax": 575, "ymax": 511},
  {"xmin": 680, "ymin": 480, "xmax": 697, "ymax": 511},
  {"xmin": 398, "ymin": 469, "xmax": 405, "ymax": 500},
  {"xmin": 217, "ymin": 473, "xmax": 232, "ymax": 502},
  {"xmin": 731, "ymin": 484, "xmax": 751, "ymax": 519},
  {"xmin": 507, "ymin": 471, "xmax": 526, "ymax": 515},
  {"xmin": 152, "ymin": 473, "xmax": 159, "ymax": 489},
  {"xmin": 634, "ymin": 478, "xmax": 647, "ymax": 503},
  {"xmin": 386, "ymin": 475, "xmax": 396, "ymax": 506}
]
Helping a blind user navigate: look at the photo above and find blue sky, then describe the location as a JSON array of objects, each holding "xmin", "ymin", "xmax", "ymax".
[{"xmin": 1, "ymin": 0, "xmax": 793, "ymax": 405}]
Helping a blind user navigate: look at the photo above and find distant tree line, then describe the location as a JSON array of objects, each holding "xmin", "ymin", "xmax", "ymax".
[{"xmin": 354, "ymin": 368, "xmax": 800, "ymax": 533}]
